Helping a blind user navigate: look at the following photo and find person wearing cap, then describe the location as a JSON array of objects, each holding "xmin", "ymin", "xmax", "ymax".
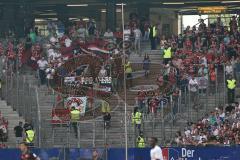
[
  {"xmin": 136, "ymin": 132, "xmax": 145, "ymax": 148},
  {"xmin": 226, "ymin": 75, "xmax": 236, "ymax": 104},
  {"xmin": 70, "ymin": 106, "xmax": 80, "ymax": 138}
]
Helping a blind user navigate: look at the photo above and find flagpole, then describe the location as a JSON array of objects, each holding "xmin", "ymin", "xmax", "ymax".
[{"xmin": 121, "ymin": 3, "xmax": 128, "ymax": 160}]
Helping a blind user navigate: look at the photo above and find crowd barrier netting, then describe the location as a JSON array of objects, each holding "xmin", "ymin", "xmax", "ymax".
[{"xmin": 0, "ymin": 146, "xmax": 240, "ymax": 160}]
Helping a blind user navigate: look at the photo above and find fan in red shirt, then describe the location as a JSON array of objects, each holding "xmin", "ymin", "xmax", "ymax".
[
  {"xmin": 137, "ymin": 90, "xmax": 146, "ymax": 110},
  {"xmin": 19, "ymin": 142, "xmax": 40, "ymax": 160},
  {"xmin": 17, "ymin": 42, "xmax": 25, "ymax": 66},
  {"xmin": 0, "ymin": 42, "xmax": 4, "ymax": 56},
  {"xmin": 149, "ymin": 97, "xmax": 158, "ymax": 114},
  {"xmin": 206, "ymin": 51, "xmax": 215, "ymax": 64},
  {"xmin": 7, "ymin": 41, "xmax": 15, "ymax": 60}
]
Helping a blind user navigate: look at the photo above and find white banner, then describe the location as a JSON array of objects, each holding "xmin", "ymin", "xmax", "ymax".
[{"xmin": 65, "ymin": 97, "xmax": 87, "ymax": 115}]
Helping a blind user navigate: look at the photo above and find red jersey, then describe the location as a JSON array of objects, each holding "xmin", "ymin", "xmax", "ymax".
[
  {"xmin": 21, "ymin": 151, "xmax": 39, "ymax": 160},
  {"xmin": 206, "ymin": 53, "xmax": 215, "ymax": 63},
  {"xmin": 137, "ymin": 91, "xmax": 146, "ymax": 101},
  {"xmin": 0, "ymin": 43, "xmax": 4, "ymax": 55}
]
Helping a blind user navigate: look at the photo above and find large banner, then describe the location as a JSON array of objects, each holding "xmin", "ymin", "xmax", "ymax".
[
  {"xmin": 65, "ymin": 97, "xmax": 87, "ymax": 115},
  {"xmin": 1, "ymin": 147, "xmax": 240, "ymax": 160},
  {"xmin": 108, "ymin": 146, "xmax": 240, "ymax": 160}
]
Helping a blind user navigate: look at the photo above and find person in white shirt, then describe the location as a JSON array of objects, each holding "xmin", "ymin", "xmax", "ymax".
[
  {"xmin": 104, "ymin": 29, "xmax": 114, "ymax": 42},
  {"xmin": 78, "ymin": 24, "xmax": 88, "ymax": 41},
  {"xmin": 225, "ymin": 62, "xmax": 233, "ymax": 77},
  {"xmin": 188, "ymin": 77, "xmax": 199, "ymax": 107},
  {"xmin": 37, "ymin": 57, "xmax": 48, "ymax": 85},
  {"xmin": 98, "ymin": 66, "xmax": 107, "ymax": 78},
  {"xmin": 133, "ymin": 27, "xmax": 142, "ymax": 54},
  {"xmin": 149, "ymin": 137, "xmax": 163, "ymax": 160},
  {"xmin": 123, "ymin": 25, "xmax": 131, "ymax": 41}
]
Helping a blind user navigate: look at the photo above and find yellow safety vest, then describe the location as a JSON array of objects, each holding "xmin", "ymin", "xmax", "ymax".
[
  {"xmin": 132, "ymin": 112, "xmax": 142, "ymax": 124},
  {"xmin": 101, "ymin": 101, "xmax": 110, "ymax": 113},
  {"xmin": 125, "ymin": 62, "xmax": 132, "ymax": 73},
  {"xmin": 70, "ymin": 110, "xmax": 80, "ymax": 122},
  {"xmin": 26, "ymin": 130, "xmax": 35, "ymax": 143},
  {"xmin": 137, "ymin": 136, "xmax": 145, "ymax": 148},
  {"xmin": 149, "ymin": 26, "xmax": 157, "ymax": 37},
  {"xmin": 163, "ymin": 47, "xmax": 172, "ymax": 59},
  {"xmin": 227, "ymin": 79, "xmax": 236, "ymax": 89}
]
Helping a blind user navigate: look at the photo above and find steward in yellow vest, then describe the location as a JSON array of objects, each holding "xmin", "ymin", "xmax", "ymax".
[
  {"xmin": 125, "ymin": 60, "xmax": 133, "ymax": 88},
  {"xmin": 136, "ymin": 132, "xmax": 145, "ymax": 148},
  {"xmin": 25, "ymin": 129, "xmax": 35, "ymax": 146},
  {"xmin": 163, "ymin": 44, "xmax": 172, "ymax": 65},
  {"xmin": 132, "ymin": 107, "xmax": 142, "ymax": 134},
  {"xmin": 70, "ymin": 107, "xmax": 80, "ymax": 138},
  {"xmin": 226, "ymin": 75, "xmax": 236, "ymax": 103},
  {"xmin": 149, "ymin": 25, "xmax": 157, "ymax": 50}
]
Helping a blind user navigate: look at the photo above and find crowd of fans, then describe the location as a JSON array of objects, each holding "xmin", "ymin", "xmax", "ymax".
[
  {"xmin": 175, "ymin": 103, "xmax": 240, "ymax": 146},
  {"xmin": 134, "ymin": 16, "xmax": 240, "ymax": 116},
  {"xmin": 168, "ymin": 16, "xmax": 240, "ymax": 146}
]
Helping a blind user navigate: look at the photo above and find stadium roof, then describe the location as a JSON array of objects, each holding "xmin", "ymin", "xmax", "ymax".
[{"xmin": 1, "ymin": 0, "xmax": 240, "ymax": 17}]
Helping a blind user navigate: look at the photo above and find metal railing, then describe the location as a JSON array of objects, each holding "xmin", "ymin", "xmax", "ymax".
[{"xmin": 1, "ymin": 68, "xmax": 41, "ymax": 147}]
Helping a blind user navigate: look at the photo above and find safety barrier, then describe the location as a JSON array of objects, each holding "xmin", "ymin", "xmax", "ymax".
[
  {"xmin": 1, "ymin": 146, "xmax": 240, "ymax": 160},
  {"xmin": 1, "ymin": 67, "xmax": 41, "ymax": 147}
]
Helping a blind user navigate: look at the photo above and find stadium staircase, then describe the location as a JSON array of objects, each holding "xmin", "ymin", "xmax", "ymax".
[{"xmin": 0, "ymin": 100, "xmax": 24, "ymax": 147}]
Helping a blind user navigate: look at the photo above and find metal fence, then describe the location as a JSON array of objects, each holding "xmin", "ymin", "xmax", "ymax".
[
  {"xmin": 1, "ymin": 68, "xmax": 41, "ymax": 147},
  {"xmin": 0, "ymin": 59, "xmax": 231, "ymax": 148},
  {"xmin": 126, "ymin": 63, "xmax": 228, "ymax": 146}
]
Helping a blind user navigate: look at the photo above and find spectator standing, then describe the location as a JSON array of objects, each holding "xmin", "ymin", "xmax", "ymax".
[
  {"xmin": 37, "ymin": 57, "xmax": 48, "ymax": 85},
  {"xmin": 88, "ymin": 19, "xmax": 96, "ymax": 37},
  {"xmin": 235, "ymin": 57, "xmax": 240, "ymax": 85},
  {"xmin": 133, "ymin": 26, "xmax": 142, "ymax": 55},
  {"xmin": 104, "ymin": 29, "xmax": 114, "ymax": 42},
  {"xmin": 225, "ymin": 62, "xmax": 233, "ymax": 78},
  {"xmin": 188, "ymin": 77, "xmax": 199, "ymax": 108},
  {"xmin": 143, "ymin": 20, "xmax": 150, "ymax": 41},
  {"xmin": 0, "ymin": 122, "xmax": 7, "ymax": 143},
  {"xmin": 14, "ymin": 121, "xmax": 23, "ymax": 146},
  {"xmin": 143, "ymin": 54, "xmax": 151, "ymax": 77},
  {"xmin": 78, "ymin": 24, "xmax": 88, "ymax": 41},
  {"xmin": 98, "ymin": 66, "xmax": 107, "ymax": 78},
  {"xmin": 29, "ymin": 29, "xmax": 36, "ymax": 44},
  {"xmin": 137, "ymin": 90, "xmax": 146, "ymax": 112},
  {"xmin": 123, "ymin": 25, "xmax": 131, "ymax": 41},
  {"xmin": 209, "ymin": 68, "xmax": 216, "ymax": 95},
  {"xmin": 103, "ymin": 112, "xmax": 111, "ymax": 129}
]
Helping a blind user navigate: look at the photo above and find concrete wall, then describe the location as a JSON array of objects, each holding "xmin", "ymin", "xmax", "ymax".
[{"xmin": 150, "ymin": 8, "xmax": 178, "ymax": 37}]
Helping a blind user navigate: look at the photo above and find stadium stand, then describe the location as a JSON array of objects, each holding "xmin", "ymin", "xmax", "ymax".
[{"xmin": 0, "ymin": 10, "xmax": 239, "ymax": 150}]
